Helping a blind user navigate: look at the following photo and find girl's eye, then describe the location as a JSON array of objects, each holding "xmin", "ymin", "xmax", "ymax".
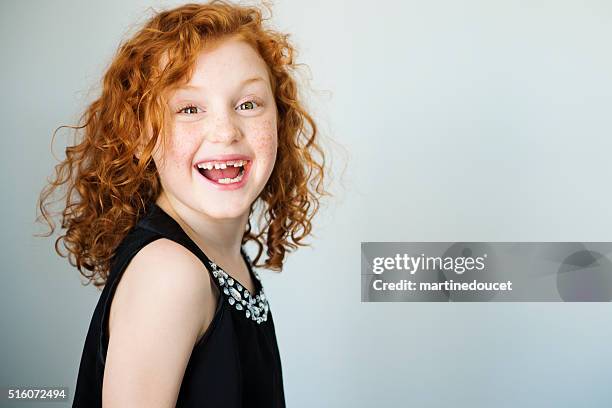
[
  {"xmin": 237, "ymin": 100, "xmax": 260, "ymax": 111},
  {"xmin": 177, "ymin": 100, "xmax": 260, "ymax": 115},
  {"xmin": 178, "ymin": 105, "xmax": 200, "ymax": 114}
]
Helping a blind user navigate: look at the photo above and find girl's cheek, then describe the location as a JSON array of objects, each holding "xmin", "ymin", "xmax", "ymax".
[
  {"xmin": 250, "ymin": 118, "xmax": 278, "ymax": 159},
  {"xmin": 170, "ymin": 125, "xmax": 201, "ymax": 166}
]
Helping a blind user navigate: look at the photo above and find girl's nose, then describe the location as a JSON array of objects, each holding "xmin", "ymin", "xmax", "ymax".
[{"xmin": 206, "ymin": 112, "xmax": 241, "ymax": 144}]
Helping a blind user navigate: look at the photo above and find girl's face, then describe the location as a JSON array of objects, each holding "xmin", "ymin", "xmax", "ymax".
[{"xmin": 152, "ymin": 36, "xmax": 278, "ymax": 220}]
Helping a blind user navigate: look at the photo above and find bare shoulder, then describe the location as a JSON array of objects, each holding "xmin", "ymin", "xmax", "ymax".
[
  {"xmin": 109, "ymin": 238, "xmax": 215, "ymax": 337},
  {"xmin": 103, "ymin": 238, "xmax": 216, "ymax": 407}
]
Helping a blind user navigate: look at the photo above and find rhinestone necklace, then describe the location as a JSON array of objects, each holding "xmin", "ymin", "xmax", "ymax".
[{"xmin": 206, "ymin": 252, "xmax": 269, "ymax": 324}]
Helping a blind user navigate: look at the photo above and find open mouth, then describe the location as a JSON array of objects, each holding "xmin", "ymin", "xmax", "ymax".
[{"xmin": 196, "ymin": 159, "xmax": 249, "ymax": 185}]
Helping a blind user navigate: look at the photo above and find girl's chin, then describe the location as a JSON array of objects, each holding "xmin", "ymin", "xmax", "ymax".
[{"xmin": 194, "ymin": 202, "xmax": 251, "ymax": 220}]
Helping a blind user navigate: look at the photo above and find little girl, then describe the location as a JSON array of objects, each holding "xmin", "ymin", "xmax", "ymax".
[{"xmin": 36, "ymin": 1, "xmax": 327, "ymax": 406}]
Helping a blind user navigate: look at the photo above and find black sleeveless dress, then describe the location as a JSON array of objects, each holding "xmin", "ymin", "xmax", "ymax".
[{"xmin": 72, "ymin": 201, "xmax": 286, "ymax": 407}]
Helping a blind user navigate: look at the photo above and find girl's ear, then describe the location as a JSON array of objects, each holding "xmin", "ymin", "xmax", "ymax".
[
  {"xmin": 135, "ymin": 145, "xmax": 143, "ymax": 160},
  {"xmin": 134, "ymin": 134, "xmax": 148, "ymax": 160}
]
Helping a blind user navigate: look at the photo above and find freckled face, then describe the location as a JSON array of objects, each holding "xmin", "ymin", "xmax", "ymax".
[{"xmin": 152, "ymin": 37, "xmax": 278, "ymax": 220}]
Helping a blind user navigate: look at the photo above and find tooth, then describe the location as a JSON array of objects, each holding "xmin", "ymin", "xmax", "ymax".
[{"xmin": 214, "ymin": 171, "xmax": 244, "ymax": 184}]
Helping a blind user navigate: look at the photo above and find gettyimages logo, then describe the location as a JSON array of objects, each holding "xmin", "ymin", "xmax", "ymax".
[
  {"xmin": 361, "ymin": 242, "xmax": 612, "ymax": 302},
  {"xmin": 371, "ymin": 253, "xmax": 487, "ymax": 275}
]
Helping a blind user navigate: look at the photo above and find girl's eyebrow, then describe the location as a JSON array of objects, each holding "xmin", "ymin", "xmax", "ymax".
[
  {"xmin": 177, "ymin": 76, "xmax": 266, "ymax": 91},
  {"xmin": 240, "ymin": 76, "xmax": 266, "ymax": 87}
]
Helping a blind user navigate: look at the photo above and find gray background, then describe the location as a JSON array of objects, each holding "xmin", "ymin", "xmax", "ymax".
[{"xmin": 2, "ymin": 0, "xmax": 611, "ymax": 407}]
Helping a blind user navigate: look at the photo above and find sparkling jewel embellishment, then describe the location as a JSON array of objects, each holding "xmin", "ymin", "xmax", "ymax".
[{"xmin": 207, "ymin": 254, "xmax": 269, "ymax": 324}]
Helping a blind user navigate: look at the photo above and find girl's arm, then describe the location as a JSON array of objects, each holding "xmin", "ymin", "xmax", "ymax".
[{"xmin": 102, "ymin": 238, "xmax": 215, "ymax": 408}]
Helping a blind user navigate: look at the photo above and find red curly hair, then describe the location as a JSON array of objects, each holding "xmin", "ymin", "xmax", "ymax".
[{"xmin": 36, "ymin": 0, "xmax": 329, "ymax": 288}]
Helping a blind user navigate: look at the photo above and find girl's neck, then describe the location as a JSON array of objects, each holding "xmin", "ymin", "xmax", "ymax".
[{"xmin": 154, "ymin": 192, "xmax": 249, "ymax": 264}]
